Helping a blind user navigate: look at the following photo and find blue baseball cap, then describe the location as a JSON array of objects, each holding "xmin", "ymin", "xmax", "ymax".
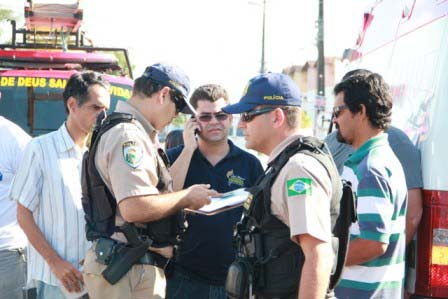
[
  {"xmin": 142, "ymin": 63, "xmax": 195, "ymax": 114},
  {"xmin": 222, "ymin": 72, "xmax": 302, "ymax": 114}
]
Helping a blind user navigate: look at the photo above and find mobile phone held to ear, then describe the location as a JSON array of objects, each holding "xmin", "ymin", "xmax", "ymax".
[{"xmin": 190, "ymin": 115, "xmax": 200, "ymax": 137}]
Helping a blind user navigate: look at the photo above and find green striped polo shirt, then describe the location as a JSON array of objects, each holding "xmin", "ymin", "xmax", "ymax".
[{"xmin": 334, "ymin": 133, "xmax": 407, "ymax": 299}]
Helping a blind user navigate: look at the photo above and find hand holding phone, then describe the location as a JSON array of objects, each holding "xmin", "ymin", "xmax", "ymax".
[{"xmin": 183, "ymin": 117, "xmax": 200, "ymax": 151}]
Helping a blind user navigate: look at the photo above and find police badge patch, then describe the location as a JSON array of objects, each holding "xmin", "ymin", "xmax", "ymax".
[{"xmin": 122, "ymin": 141, "xmax": 143, "ymax": 168}]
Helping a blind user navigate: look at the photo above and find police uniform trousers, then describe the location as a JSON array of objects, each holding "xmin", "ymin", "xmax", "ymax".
[{"xmin": 82, "ymin": 248, "xmax": 166, "ymax": 299}]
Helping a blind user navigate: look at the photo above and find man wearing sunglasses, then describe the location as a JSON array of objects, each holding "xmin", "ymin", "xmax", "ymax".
[
  {"xmin": 331, "ymin": 73, "xmax": 407, "ymax": 299},
  {"xmin": 81, "ymin": 63, "xmax": 217, "ymax": 299},
  {"xmin": 165, "ymin": 84, "xmax": 264, "ymax": 299},
  {"xmin": 325, "ymin": 69, "xmax": 422, "ymax": 246},
  {"xmin": 222, "ymin": 73, "xmax": 335, "ymax": 299}
]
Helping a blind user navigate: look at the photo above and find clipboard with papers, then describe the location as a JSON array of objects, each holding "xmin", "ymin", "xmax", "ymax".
[{"xmin": 186, "ymin": 188, "xmax": 249, "ymax": 216}]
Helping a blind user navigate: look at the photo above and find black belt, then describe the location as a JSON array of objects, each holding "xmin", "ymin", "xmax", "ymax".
[{"xmin": 138, "ymin": 251, "xmax": 170, "ymax": 269}]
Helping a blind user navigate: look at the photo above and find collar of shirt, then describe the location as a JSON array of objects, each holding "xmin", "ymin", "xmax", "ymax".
[
  {"xmin": 227, "ymin": 140, "xmax": 241, "ymax": 158},
  {"xmin": 345, "ymin": 133, "xmax": 389, "ymax": 167},
  {"xmin": 116, "ymin": 101, "xmax": 157, "ymax": 141},
  {"xmin": 267, "ymin": 133, "xmax": 304, "ymax": 165},
  {"xmin": 55, "ymin": 123, "xmax": 83, "ymax": 155},
  {"xmin": 193, "ymin": 139, "xmax": 240, "ymax": 165}
]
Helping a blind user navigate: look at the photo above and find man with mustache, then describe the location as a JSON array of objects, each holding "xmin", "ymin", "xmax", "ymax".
[
  {"xmin": 332, "ymin": 72, "xmax": 407, "ymax": 299},
  {"xmin": 325, "ymin": 69, "xmax": 422, "ymax": 248}
]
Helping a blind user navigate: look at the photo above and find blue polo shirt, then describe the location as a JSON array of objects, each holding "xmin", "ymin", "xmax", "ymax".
[{"xmin": 167, "ymin": 140, "xmax": 264, "ymax": 285}]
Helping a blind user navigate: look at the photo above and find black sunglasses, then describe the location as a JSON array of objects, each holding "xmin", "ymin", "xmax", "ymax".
[
  {"xmin": 240, "ymin": 107, "xmax": 277, "ymax": 122},
  {"xmin": 332, "ymin": 104, "xmax": 348, "ymax": 118},
  {"xmin": 170, "ymin": 91, "xmax": 186, "ymax": 113},
  {"xmin": 197, "ymin": 112, "xmax": 229, "ymax": 122}
]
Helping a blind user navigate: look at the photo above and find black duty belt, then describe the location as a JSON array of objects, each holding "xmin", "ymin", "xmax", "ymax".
[{"xmin": 139, "ymin": 251, "xmax": 170, "ymax": 269}]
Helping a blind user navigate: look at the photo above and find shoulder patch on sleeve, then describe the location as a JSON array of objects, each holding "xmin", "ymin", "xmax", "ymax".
[
  {"xmin": 286, "ymin": 178, "xmax": 312, "ymax": 196},
  {"xmin": 122, "ymin": 140, "xmax": 143, "ymax": 168}
]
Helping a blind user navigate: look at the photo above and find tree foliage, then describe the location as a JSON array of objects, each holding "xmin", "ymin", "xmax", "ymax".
[
  {"xmin": 171, "ymin": 114, "xmax": 188, "ymax": 127},
  {"xmin": 0, "ymin": 6, "xmax": 14, "ymax": 20},
  {"xmin": 0, "ymin": 5, "xmax": 21, "ymax": 43}
]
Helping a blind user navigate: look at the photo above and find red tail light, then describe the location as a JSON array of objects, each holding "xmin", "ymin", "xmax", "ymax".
[{"xmin": 414, "ymin": 190, "xmax": 448, "ymax": 297}]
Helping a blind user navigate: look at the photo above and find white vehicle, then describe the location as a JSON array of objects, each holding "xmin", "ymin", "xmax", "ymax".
[{"xmin": 342, "ymin": 1, "xmax": 448, "ymax": 298}]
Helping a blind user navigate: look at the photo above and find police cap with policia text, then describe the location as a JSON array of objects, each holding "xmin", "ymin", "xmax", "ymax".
[
  {"xmin": 142, "ymin": 63, "xmax": 196, "ymax": 114},
  {"xmin": 222, "ymin": 72, "xmax": 302, "ymax": 114}
]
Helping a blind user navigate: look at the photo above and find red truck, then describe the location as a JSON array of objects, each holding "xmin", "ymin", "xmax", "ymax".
[{"xmin": 0, "ymin": 1, "xmax": 133, "ymax": 136}]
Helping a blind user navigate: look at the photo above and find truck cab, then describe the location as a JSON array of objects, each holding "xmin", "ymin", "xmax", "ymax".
[{"xmin": 0, "ymin": 0, "xmax": 133, "ymax": 135}]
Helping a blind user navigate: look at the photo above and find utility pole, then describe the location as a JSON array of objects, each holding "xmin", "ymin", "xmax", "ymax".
[
  {"xmin": 260, "ymin": 0, "xmax": 266, "ymax": 73},
  {"xmin": 317, "ymin": 0, "xmax": 325, "ymax": 98},
  {"xmin": 314, "ymin": 0, "xmax": 327, "ymax": 136}
]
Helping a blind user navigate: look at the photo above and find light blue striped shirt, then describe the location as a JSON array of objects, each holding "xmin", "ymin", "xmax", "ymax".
[{"xmin": 9, "ymin": 123, "xmax": 90, "ymax": 286}]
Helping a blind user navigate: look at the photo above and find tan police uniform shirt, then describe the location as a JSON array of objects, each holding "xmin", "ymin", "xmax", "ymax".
[
  {"xmin": 95, "ymin": 100, "xmax": 173, "ymax": 241},
  {"xmin": 269, "ymin": 134, "xmax": 333, "ymax": 243}
]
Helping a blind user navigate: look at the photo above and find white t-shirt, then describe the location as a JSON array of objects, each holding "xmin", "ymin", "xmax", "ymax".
[{"xmin": 0, "ymin": 116, "xmax": 30, "ymax": 250}]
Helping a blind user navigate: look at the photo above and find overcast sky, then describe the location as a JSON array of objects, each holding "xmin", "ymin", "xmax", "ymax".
[{"xmin": 1, "ymin": 0, "xmax": 372, "ymax": 100}]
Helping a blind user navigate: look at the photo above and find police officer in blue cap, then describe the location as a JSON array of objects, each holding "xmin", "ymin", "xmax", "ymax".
[
  {"xmin": 81, "ymin": 63, "xmax": 218, "ymax": 299},
  {"xmin": 223, "ymin": 73, "xmax": 336, "ymax": 299}
]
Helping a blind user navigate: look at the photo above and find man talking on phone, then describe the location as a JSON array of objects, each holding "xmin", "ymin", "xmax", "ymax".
[{"xmin": 165, "ymin": 84, "xmax": 264, "ymax": 299}]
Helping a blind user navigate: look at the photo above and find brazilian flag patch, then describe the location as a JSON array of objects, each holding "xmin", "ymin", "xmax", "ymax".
[
  {"xmin": 287, "ymin": 178, "xmax": 312, "ymax": 196},
  {"xmin": 122, "ymin": 141, "xmax": 143, "ymax": 168}
]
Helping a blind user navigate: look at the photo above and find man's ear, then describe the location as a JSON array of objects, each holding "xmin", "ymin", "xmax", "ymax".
[
  {"xmin": 359, "ymin": 104, "xmax": 368, "ymax": 120},
  {"xmin": 272, "ymin": 107, "xmax": 286, "ymax": 128},
  {"xmin": 159, "ymin": 86, "xmax": 171, "ymax": 104},
  {"xmin": 66, "ymin": 96, "xmax": 77, "ymax": 114}
]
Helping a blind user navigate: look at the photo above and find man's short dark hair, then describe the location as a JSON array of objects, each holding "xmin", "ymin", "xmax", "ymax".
[
  {"xmin": 342, "ymin": 69, "xmax": 372, "ymax": 80},
  {"xmin": 63, "ymin": 71, "xmax": 110, "ymax": 114},
  {"xmin": 132, "ymin": 76, "xmax": 165, "ymax": 98},
  {"xmin": 189, "ymin": 84, "xmax": 229, "ymax": 109},
  {"xmin": 334, "ymin": 73, "xmax": 392, "ymax": 129}
]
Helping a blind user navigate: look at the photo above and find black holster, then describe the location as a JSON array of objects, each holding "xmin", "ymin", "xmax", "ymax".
[
  {"xmin": 101, "ymin": 223, "xmax": 152, "ymax": 285},
  {"xmin": 102, "ymin": 241, "xmax": 148, "ymax": 285}
]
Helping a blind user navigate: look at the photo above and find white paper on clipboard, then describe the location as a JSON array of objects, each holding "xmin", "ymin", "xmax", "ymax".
[{"xmin": 186, "ymin": 188, "xmax": 249, "ymax": 215}]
